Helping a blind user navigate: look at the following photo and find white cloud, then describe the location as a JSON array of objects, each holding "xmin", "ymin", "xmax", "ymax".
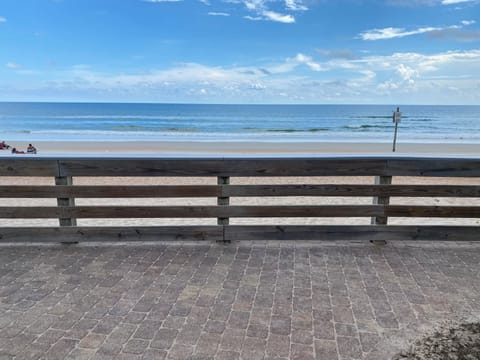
[
  {"xmin": 377, "ymin": 80, "xmax": 400, "ymax": 91},
  {"xmin": 387, "ymin": 0, "xmax": 478, "ymax": 5},
  {"xmin": 142, "ymin": 0, "xmax": 300, "ymax": 23},
  {"xmin": 243, "ymin": 0, "xmax": 263, "ymax": 11},
  {"xmin": 240, "ymin": 0, "xmax": 297, "ymax": 23},
  {"xmin": 250, "ymin": 82, "xmax": 266, "ymax": 90},
  {"xmin": 359, "ymin": 19, "xmax": 476, "ymax": 40},
  {"xmin": 244, "ymin": 15, "xmax": 262, "ymax": 21},
  {"xmin": 0, "ymin": 16, "xmax": 7, "ymax": 23},
  {"xmin": 356, "ymin": 50, "xmax": 480, "ymax": 96},
  {"xmin": 293, "ymin": 53, "xmax": 323, "ymax": 71},
  {"xmin": 6, "ymin": 62, "xmax": 21, "ymax": 69},
  {"xmin": 360, "ymin": 70, "xmax": 376, "ymax": 80},
  {"xmin": 265, "ymin": 53, "xmax": 324, "ymax": 73},
  {"xmin": 208, "ymin": 11, "xmax": 230, "ymax": 16},
  {"xmin": 396, "ymin": 64, "xmax": 418, "ymax": 83},
  {"xmin": 244, "ymin": 10, "xmax": 295, "ymax": 23},
  {"xmin": 262, "ymin": 10, "xmax": 295, "ymax": 23},
  {"xmin": 285, "ymin": 0, "xmax": 308, "ymax": 11},
  {"xmin": 360, "ymin": 26, "xmax": 450, "ymax": 40},
  {"xmin": 442, "ymin": 0, "xmax": 477, "ymax": 4}
]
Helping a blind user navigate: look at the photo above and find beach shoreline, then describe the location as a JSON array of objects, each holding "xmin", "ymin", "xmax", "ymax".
[{"xmin": 1, "ymin": 140, "xmax": 478, "ymax": 156}]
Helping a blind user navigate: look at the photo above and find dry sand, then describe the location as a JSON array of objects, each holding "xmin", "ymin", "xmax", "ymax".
[
  {"xmin": 394, "ymin": 321, "xmax": 480, "ymax": 360},
  {"xmin": 0, "ymin": 140, "xmax": 479, "ymax": 156}
]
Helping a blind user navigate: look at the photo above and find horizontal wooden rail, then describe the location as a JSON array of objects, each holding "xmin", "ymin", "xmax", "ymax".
[
  {"xmin": 0, "ymin": 205, "xmax": 478, "ymax": 219},
  {"xmin": 0, "ymin": 156, "xmax": 478, "ymax": 243},
  {"xmin": 1, "ymin": 156, "xmax": 480, "ymax": 177},
  {"xmin": 0, "ymin": 226, "xmax": 222, "ymax": 242},
  {"xmin": 223, "ymin": 225, "xmax": 480, "ymax": 242},
  {"xmin": 0, "ymin": 184, "xmax": 479, "ymax": 198},
  {"xmin": 0, "ymin": 225, "xmax": 477, "ymax": 243},
  {"xmin": 0, "ymin": 205, "xmax": 383, "ymax": 218},
  {"xmin": 0, "ymin": 185, "xmax": 221, "ymax": 198},
  {"xmin": 223, "ymin": 184, "xmax": 480, "ymax": 198},
  {"xmin": 386, "ymin": 205, "xmax": 480, "ymax": 217}
]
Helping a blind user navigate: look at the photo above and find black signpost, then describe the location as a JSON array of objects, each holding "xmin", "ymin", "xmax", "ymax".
[{"xmin": 392, "ymin": 106, "xmax": 401, "ymax": 152}]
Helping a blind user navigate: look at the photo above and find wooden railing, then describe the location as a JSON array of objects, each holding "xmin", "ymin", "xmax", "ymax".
[{"xmin": 0, "ymin": 156, "xmax": 479, "ymax": 243}]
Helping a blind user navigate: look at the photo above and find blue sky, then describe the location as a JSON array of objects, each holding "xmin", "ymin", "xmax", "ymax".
[{"xmin": 1, "ymin": 0, "xmax": 479, "ymax": 104}]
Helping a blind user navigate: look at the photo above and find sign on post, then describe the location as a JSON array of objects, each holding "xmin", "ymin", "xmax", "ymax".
[{"xmin": 392, "ymin": 106, "xmax": 401, "ymax": 152}]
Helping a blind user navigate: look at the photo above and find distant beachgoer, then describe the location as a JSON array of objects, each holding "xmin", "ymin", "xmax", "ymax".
[
  {"xmin": 0, "ymin": 141, "xmax": 10, "ymax": 150},
  {"xmin": 11, "ymin": 148, "xmax": 25, "ymax": 154},
  {"xmin": 27, "ymin": 144, "xmax": 37, "ymax": 154}
]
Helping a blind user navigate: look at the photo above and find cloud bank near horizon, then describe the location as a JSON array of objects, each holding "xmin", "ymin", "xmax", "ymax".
[{"xmin": 3, "ymin": 49, "xmax": 479, "ymax": 104}]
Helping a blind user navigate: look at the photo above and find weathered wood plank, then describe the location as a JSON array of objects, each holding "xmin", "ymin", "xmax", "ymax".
[
  {"xmin": 386, "ymin": 205, "xmax": 480, "ymax": 217},
  {"xmin": 220, "ymin": 158, "xmax": 388, "ymax": 177},
  {"xmin": 372, "ymin": 175, "xmax": 392, "ymax": 225},
  {"xmin": 386, "ymin": 158, "xmax": 480, "ymax": 177},
  {"xmin": 0, "ymin": 185, "xmax": 221, "ymax": 198},
  {"xmin": 0, "ymin": 205, "xmax": 385, "ymax": 218},
  {"xmin": 55, "ymin": 176, "xmax": 77, "ymax": 227},
  {"xmin": 0, "ymin": 225, "xmax": 477, "ymax": 242},
  {"xmin": 224, "ymin": 225, "xmax": 480, "ymax": 241},
  {"xmin": 1, "ymin": 157, "xmax": 479, "ymax": 177},
  {"xmin": 0, "ymin": 207, "xmax": 63, "ymax": 218},
  {"xmin": 223, "ymin": 184, "xmax": 480, "ymax": 197},
  {"xmin": 2, "ymin": 205, "xmax": 478, "ymax": 219},
  {"xmin": 0, "ymin": 159, "xmax": 59, "ymax": 176},
  {"xmin": 0, "ymin": 184, "xmax": 479, "ymax": 198},
  {"xmin": 0, "ymin": 226, "xmax": 222, "ymax": 242},
  {"xmin": 58, "ymin": 159, "xmax": 228, "ymax": 177},
  {"xmin": 54, "ymin": 157, "xmax": 480, "ymax": 177},
  {"xmin": 217, "ymin": 176, "xmax": 230, "ymax": 227},
  {"xmin": 56, "ymin": 157, "xmax": 389, "ymax": 177}
]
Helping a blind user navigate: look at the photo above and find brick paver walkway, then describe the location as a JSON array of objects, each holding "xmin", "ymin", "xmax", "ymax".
[{"xmin": 0, "ymin": 241, "xmax": 479, "ymax": 360}]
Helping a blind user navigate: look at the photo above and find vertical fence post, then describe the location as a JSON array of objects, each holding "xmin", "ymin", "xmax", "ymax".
[
  {"xmin": 371, "ymin": 175, "xmax": 392, "ymax": 244},
  {"xmin": 217, "ymin": 176, "xmax": 230, "ymax": 242},
  {"xmin": 55, "ymin": 175, "xmax": 78, "ymax": 243}
]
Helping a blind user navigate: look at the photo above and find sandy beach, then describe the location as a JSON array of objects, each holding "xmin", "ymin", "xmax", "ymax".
[{"xmin": 0, "ymin": 140, "xmax": 478, "ymax": 156}]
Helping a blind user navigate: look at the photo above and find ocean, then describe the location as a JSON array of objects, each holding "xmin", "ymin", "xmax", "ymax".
[{"xmin": 0, "ymin": 102, "xmax": 479, "ymax": 143}]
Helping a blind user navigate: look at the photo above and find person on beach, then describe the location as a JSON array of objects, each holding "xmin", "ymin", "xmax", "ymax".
[
  {"xmin": 26, "ymin": 144, "xmax": 37, "ymax": 154},
  {"xmin": 0, "ymin": 141, "xmax": 10, "ymax": 150},
  {"xmin": 11, "ymin": 147, "xmax": 25, "ymax": 154}
]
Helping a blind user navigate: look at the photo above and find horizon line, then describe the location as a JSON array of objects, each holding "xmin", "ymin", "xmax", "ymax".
[{"xmin": 1, "ymin": 101, "xmax": 479, "ymax": 107}]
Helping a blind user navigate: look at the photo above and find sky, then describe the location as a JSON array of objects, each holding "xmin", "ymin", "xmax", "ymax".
[{"xmin": 0, "ymin": 0, "xmax": 479, "ymax": 104}]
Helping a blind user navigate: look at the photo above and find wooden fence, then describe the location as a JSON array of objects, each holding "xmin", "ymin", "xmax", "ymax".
[{"xmin": 0, "ymin": 156, "xmax": 479, "ymax": 243}]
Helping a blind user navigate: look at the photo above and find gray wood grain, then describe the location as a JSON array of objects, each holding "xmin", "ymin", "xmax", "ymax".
[
  {"xmin": 0, "ymin": 226, "xmax": 222, "ymax": 242},
  {"xmin": 0, "ymin": 184, "xmax": 478, "ymax": 198},
  {"xmin": 224, "ymin": 225, "xmax": 480, "ymax": 241},
  {"xmin": 0, "ymin": 205, "xmax": 385, "ymax": 218}
]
